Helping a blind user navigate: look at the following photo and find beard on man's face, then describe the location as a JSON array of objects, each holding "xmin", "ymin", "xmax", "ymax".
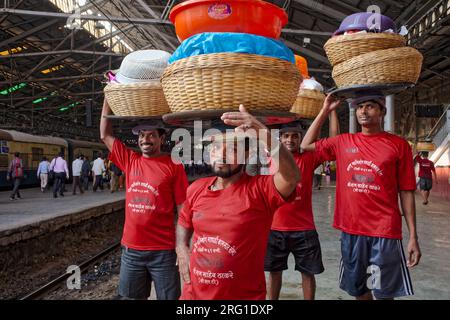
[{"xmin": 211, "ymin": 163, "xmax": 244, "ymax": 178}]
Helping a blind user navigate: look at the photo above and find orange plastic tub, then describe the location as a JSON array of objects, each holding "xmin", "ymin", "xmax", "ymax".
[
  {"xmin": 170, "ymin": 0, "xmax": 288, "ymax": 41},
  {"xmin": 295, "ymin": 55, "xmax": 309, "ymax": 79}
]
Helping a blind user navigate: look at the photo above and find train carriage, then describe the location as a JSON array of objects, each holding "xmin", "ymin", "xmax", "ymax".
[
  {"xmin": 0, "ymin": 129, "xmax": 68, "ymax": 188},
  {"xmin": 0, "ymin": 130, "xmax": 109, "ymax": 189}
]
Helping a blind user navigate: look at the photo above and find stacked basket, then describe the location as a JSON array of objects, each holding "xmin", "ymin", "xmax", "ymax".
[
  {"xmin": 416, "ymin": 141, "xmax": 436, "ymax": 152},
  {"xmin": 324, "ymin": 13, "xmax": 423, "ymax": 88},
  {"xmin": 104, "ymin": 50, "xmax": 171, "ymax": 117},
  {"xmin": 162, "ymin": 0, "xmax": 302, "ymax": 113},
  {"xmin": 290, "ymin": 78, "xmax": 326, "ymax": 119}
]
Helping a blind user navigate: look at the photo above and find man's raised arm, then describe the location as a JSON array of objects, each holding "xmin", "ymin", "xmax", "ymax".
[{"xmin": 100, "ymin": 99, "xmax": 115, "ymax": 152}]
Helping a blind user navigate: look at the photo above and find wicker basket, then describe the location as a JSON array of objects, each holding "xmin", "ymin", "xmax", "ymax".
[
  {"xmin": 324, "ymin": 33, "xmax": 406, "ymax": 66},
  {"xmin": 104, "ymin": 81, "xmax": 170, "ymax": 116},
  {"xmin": 161, "ymin": 53, "xmax": 302, "ymax": 113},
  {"xmin": 332, "ymin": 47, "xmax": 423, "ymax": 88},
  {"xmin": 290, "ymin": 89, "xmax": 325, "ymax": 119},
  {"xmin": 416, "ymin": 142, "xmax": 436, "ymax": 152}
]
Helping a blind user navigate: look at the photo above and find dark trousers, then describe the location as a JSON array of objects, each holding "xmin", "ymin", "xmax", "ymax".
[
  {"xmin": 81, "ymin": 174, "xmax": 89, "ymax": 190},
  {"xmin": 53, "ymin": 172, "xmax": 66, "ymax": 196},
  {"xmin": 313, "ymin": 174, "xmax": 322, "ymax": 188},
  {"xmin": 72, "ymin": 176, "xmax": 84, "ymax": 194},
  {"xmin": 93, "ymin": 175, "xmax": 103, "ymax": 191},
  {"xmin": 10, "ymin": 177, "xmax": 22, "ymax": 198}
]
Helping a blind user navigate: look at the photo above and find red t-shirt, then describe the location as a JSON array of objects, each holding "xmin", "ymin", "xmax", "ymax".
[
  {"xmin": 109, "ymin": 139, "xmax": 188, "ymax": 250},
  {"xmin": 315, "ymin": 132, "xmax": 416, "ymax": 239},
  {"xmin": 414, "ymin": 155, "xmax": 435, "ymax": 179},
  {"xmin": 178, "ymin": 174, "xmax": 293, "ymax": 300},
  {"xmin": 271, "ymin": 151, "xmax": 324, "ymax": 231}
]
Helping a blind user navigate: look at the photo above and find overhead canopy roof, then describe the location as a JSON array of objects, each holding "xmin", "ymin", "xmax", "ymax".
[{"xmin": 0, "ymin": 0, "xmax": 449, "ymax": 138}]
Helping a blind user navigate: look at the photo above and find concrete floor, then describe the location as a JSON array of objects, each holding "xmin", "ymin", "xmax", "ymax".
[
  {"xmin": 0, "ymin": 186, "xmax": 125, "ymax": 233},
  {"xmin": 271, "ymin": 185, "xmax": 450, "ymax": 300}
]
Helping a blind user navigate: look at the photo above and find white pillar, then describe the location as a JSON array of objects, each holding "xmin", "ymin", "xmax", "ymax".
[
  {"xmin": 349, "ymin": 101, "xmax": 357, "ymax": 133},
  {"xmin": 384, "ymin": 95, "xmax": 395, "ymax": 133}
]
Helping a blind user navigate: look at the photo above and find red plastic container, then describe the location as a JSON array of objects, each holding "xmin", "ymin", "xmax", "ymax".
[{"xmin": 170, "ymin": 0, "xmax": 288, "ymax": 41}]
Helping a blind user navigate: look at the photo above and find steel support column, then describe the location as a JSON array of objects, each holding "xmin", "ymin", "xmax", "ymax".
[{"xmin": 384, "ymin": 95, "xmax": 395, "ymax": 133}]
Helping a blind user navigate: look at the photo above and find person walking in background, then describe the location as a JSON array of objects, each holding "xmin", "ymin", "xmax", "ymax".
[
  {"xmin": 37, "ymin": 156, "xmax": 50, "ymax": 192},
  {"xmin": 414, "ymin": 151, "xmax": 438, "ymax": 205},
  {"xmin": 92, "ymin": 153, "xmax": 106, "ymax": 192},
  {"xmin": 7, "ymin": 152, "xmax": 24, "ymax": 200},
  {"xmin": 50, "ymin": 152, "xmax": 69, "ymax": 198},
  {"xmin": 72, "ymin": 154, "xmax": 84, "ymax": 195},
  {"xmin": 324, "ymin": 162, "xmax": 331, "ymax": 185},
  {"xmin": 313, "ymin": 163, "xmax": 324, "ymax": 190},
  {"xmin": 109, "ymin": 160, "xmax": 122, "ymax": 193},
  {"xmin": 103, "ymin": 158, "xmax": 111, "ymax": 190},
  {"xmin": 81, "ymin": 156, "xmax": 91, "ymax": 191},
  {"xmin": 118, "ymin": 171, "xmax": 125, "ymax": 190}
]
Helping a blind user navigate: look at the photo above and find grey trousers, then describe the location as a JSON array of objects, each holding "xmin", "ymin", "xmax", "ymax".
[{"xmin": 10, "ymin": 178, "xmax": 21, "ymax": 198}]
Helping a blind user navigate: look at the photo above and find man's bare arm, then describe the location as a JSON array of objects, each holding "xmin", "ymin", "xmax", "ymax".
[
  {"xmin": 301, "ymin": 95, "xmax": 343, "ymax": 151},
  {"xmin": 176, "ymin": 224, "xmax": 193, "ymax": 283},
  {"xmin": 399, "ymin": 190, "xmax": 421, "ymax": 267},
  {"xmin": 100, "ymin": 99, "xmax": 115, "ymax": 152}
]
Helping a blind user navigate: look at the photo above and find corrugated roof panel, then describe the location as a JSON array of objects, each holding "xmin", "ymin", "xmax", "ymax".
[{"xmin": 0, "ymin": 129, "xmax": 68, "ymax": 147}]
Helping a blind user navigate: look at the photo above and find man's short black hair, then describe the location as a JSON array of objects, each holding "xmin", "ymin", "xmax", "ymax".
[{"xmin": 14, "ymin": 152, "xmax": 20, "ymax": 157}]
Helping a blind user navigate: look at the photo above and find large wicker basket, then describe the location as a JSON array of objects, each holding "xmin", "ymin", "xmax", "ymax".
[
  {"xmin": 417, "ymin": 142, "xmax": 436, "ymax": 152},
  {"xmin": 324, "ymin": 33, "xmax": 406, "ymax": 66},
  {"xmin": 332, "ymin": 47, "xmax": 423, "ymax": 88},
  {"xmin": 104, "ymin": 81, "xmax": 170, "ymax": 116},
  {"xmin": 161, "ymin": 53, "xmax": 302, "ymax": 113},
  {"xmin": 290, "ymin": 89, "xmax": 325, "ymax": 119}
]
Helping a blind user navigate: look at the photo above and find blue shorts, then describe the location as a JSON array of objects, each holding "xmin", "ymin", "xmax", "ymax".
[
  {"xmin": 339, "ymin": 232, "xmax": 414, "ymax": 299},
  {"xmin": 419, "ymin": 178, "xmax": 433, "ymax": 191},
  {"xmin": 118, "ymin": 246, "xmax": 180, "ymax": 300}
]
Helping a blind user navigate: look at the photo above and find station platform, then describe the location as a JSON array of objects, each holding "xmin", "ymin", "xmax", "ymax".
[
  {"xmin": 0, "ymin": 182, "xmax": 448, "ymax": 300},
  {"xmin": 0, "ymin": 172, "xmax": 209, "ymax": 247},
  {"xmin": 277, "ymin": 186, "xmax": 450, "ymax": 300},
  {"xmin": 0, "ymin": 187, "xmax": 125, "ymax": 246}
]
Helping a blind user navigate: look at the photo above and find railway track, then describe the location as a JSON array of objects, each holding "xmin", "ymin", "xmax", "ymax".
[{"xmin": 18, "ymin": 242, "xmax": 121, "ymax": 300}]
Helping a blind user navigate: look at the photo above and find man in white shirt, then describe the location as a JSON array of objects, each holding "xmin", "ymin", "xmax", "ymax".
[
  {"xmin": 92, "ymin": 153, "xmax": 106, "ymax": 192},
  {"xmin": 50, "ymin": 152, "xmax": 69, "ymax": 198},
  {"xmin": 72, "ymin": 154, "xmax": 84, "ymax": 195},
  {"xmin": 313, "ymin": 163, "xmax": 324, "ymax": 190},
  {"xmin": 37, "ymin": 156, "xmax": 51, "ymax": 192}
]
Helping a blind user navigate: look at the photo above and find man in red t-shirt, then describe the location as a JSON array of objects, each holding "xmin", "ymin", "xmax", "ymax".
[
  {"xmin": 264, "ymin": 114, "xmax": 338, "ymax": 300},
  {"xmin": 301, "ymin": 94, "xmax": 421, "ymax": 300},
  {"xmin": 176, "ymin": 105, "xmax": 300, "ymax": 300},
  {"xmin": 414, "ymin": 151, "xmax": 437, "ymax": 205},
  {"xmin": 100, "ymin": 99, "xmax": 188, "ymax": 300}
]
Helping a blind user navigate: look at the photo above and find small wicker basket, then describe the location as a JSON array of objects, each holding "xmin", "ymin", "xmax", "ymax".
[
  {"xmin": 161, "ymin": 53, "xmax": 302, "ymax": 113},
  {"xmin": 290, "ymin": 89, "xmax": 325, "ymax": 119},
  {"xmin": 416, "ymin": 142, "xmax": 436, "ymax": 152},
  {"xmin": 332, "ymin": 47, "xmax": 423, "ymax": 88},
  {"xmin": 104, "ymin": 81, "xmax": 170, "ymax": 116},
  {"xmin": 324, "ymin": 33, "xmax": 406, "ymax": 66}
]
